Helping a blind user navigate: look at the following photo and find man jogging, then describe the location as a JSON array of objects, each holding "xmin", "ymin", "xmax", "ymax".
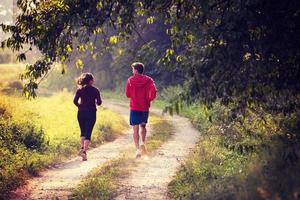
[{"xmin": 125, "ymin": 62, "xmax": 157, "ymax": 158}]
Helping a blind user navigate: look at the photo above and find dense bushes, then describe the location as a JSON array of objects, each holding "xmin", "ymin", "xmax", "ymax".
[
  {"xmin": 169, "ymin": 105, "xmax": 300, "ymax": 199},
  {"xmin": 0, "ymin": 108, "xmax": 48, "ymax": 198}
]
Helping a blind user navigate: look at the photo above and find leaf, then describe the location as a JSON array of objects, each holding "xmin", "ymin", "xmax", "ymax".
[
  {"xmin": 65, "ymin": 44, "xmax": 72, "ymax": 53},
  {"xmin": 146, "ymin": 16, "xmax": 155, "ymax": 24},
  {"xmin": 17, "ymin": 53, "xmax": 26, "ymax": 61},
  {"xmin": 92, "ymin": 53, "xmax": 97, "ymax": 60},
  {"xmin": 75, "ymin": 59, "xmax": 84, "ymax": 69},
  {"xmin": 109, "ymin": 36, "xmax": 118, "ymax": 44},
  {"xmin": 166, "ymin": 49, "xmax": 175, "ymax": 55},
  {"xmin": 176, "ymin": 55, "xmax": 183, "ymax": 62}
]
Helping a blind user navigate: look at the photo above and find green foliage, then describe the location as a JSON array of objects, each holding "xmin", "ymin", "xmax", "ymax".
[
  {"xmin": 97, "ymin": 123, "xmax": 115, "ymax": 142},
  {"xmin": 72, "ymin": 158, "xmax": 126, "ymax": 200},
  {"xmin": 163, "ymin": 0, "xmax": 300, "ymax": 116},
  {"xmin": 0, "ymin": 114, "xmax": 48, "ymax": 198},
  {"xmin": 10, "ymin": 121, "xmax": 47, "ymax": 151},
  {"xmin": 2, "ymin": 0, "xmax": 299, "ymax": 117},
  {"xmin": 168, "ymin": 99, "xmax": 300, "ymax": 200}
]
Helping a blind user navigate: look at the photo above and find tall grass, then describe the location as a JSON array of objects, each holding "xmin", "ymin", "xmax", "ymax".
[{"xmin": 0, "ymin": 91, "xmax": 127, "ymax": 198}]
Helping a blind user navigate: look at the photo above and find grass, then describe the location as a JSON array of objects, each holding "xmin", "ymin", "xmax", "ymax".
[
  {"xmin": 71, "ymin": 113, "xmax": 174, "ymax": 200},
  {"xmin": 168, "ymin": 134, "xmax": 255, "ymax": 200},
  {"xmin": 167, "ymin": 100, "xmax": 300, "ymax": 200},
  {"xmin": 0, "ymin": 91, "xmax": 127, "ymax": 156},
  {"xmin": 0, "ymin": 63, "xmax": 128, "ymax": 198}
]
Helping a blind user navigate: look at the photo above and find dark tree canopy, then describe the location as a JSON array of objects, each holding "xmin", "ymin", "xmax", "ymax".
[{"xmin": 1, "ymin": 0, "xmax": 300, "ymax": 114}]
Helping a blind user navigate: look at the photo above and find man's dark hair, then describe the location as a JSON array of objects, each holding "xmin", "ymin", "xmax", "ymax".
[{"xmin": 131, "ymin": 62, "xmax": 144, "ymax": 74}]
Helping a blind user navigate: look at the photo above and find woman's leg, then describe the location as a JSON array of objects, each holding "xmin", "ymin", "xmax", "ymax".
[
  {"xmin": 80, "ymin": 137, "xmax": 85, "ymax": 149},
  {"xmin": 77, "ymin": 111, "xmax": 86, "ymax": 149},
  {"xmin": 83, "ymin": 139, "xmax": 90, "ymax": 152},
  {"xmin": 83, "ymin": 111, "xmax": 96, "ymax": 152}
]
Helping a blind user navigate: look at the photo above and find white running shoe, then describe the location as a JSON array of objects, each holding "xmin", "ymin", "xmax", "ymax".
[
  {"xmin": 135, "ymin": 149, "xmax": 141, "ymax": 158},
  {"xmin": 78, "ymin": 148, "xmax": 84, "ymax": 156},
  {"xmin": 82, "ymin": 151, "xmax": 87, "ymax": 161},
  {"xmin": 140, "ymin": 144, "xmax": 147, "ymax": 155}
]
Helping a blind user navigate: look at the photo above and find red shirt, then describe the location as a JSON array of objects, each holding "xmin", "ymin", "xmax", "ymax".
[
  {"xmin": 73, "ymin": 85, "xmax": 102, "ymax": 111},
  {"xmin": 125, "ymin": 74, "xmax": 157, "ymax": 112}
]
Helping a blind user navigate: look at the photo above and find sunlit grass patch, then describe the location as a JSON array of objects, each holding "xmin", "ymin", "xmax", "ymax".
[
  {"xmin": 71, "ymin": 113, "xmax": 174, "ymax": 199},
  {"xmin": 168, "ymin": 134, "xmax": 253, "ymax": 200},
  {"xmin": 72, "ymin": 155, "xmax": 131, "ymax": 200},
  {"xmin": 147, "ymin": 114, "xmax": 174, "ymax": 151},
  {"xmin": 1, "ymin": 91, "xmax": 127, "ymax": 152},
  {"xmin": 0, "ymin": 91, "xmax": 127, "ymax": 198}
]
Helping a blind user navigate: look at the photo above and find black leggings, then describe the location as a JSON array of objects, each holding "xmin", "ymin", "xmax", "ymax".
[{"xmin": 77, "ymin": 110, "xmax": 96, "ymax": 140}]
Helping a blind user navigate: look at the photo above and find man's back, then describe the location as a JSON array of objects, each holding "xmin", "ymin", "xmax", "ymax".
[{"xmin": 125, "ymin": 74, "xmax": 157, "ymax": 112}]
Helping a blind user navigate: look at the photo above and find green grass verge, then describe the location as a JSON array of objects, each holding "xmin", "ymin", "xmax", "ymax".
[
  {"xmin": 71, "ymin": 114, "xmax": 174, "ymax": 200},
  {"xmin": 168, "ymin": 101, "xmax": 300, "ymax": 200}
]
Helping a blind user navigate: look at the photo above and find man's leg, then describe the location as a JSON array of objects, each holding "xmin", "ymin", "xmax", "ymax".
[
  {"xmin": 133, "ymin": 125, "xmax": 140, "ymax": 149},
  {"xmin": 140, "ymin": 123, "xmax": 147, "ymax": 143},
  {"xmin": 140, "ymin": 123, "xmax": 147, "ymax": 155}
]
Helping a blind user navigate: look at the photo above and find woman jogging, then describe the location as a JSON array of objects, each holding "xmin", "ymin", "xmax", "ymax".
[{"xmin": 73, "ymin": 73, "xmax": 102, "ymax": 161}]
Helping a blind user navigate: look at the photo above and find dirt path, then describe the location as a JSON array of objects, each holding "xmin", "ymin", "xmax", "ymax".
[
  {"xmin": 114, "ymin": 109, "xmax": 199, "ymax": 200},
  {"xmin": 10, "ymin": 102, "xmax": 133, "ymax": 200},
  {"xmin": 10, "ymin": 101, "xmax": 200, "ymax": 200}
]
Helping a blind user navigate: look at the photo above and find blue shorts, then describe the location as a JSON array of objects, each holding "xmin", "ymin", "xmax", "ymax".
[{"xmin": 129, "ymin": 110, "xmax": 149, "ymax": 125}]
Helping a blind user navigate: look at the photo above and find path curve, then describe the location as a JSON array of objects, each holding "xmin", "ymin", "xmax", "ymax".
[{"xmin": 10, "ymin": 101, "xmax": 200, "ymax": 200}]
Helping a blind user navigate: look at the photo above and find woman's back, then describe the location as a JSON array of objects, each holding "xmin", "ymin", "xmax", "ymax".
[{"xmin": 73, "ymin": 86, "xmax": 101, "ymax": 111}]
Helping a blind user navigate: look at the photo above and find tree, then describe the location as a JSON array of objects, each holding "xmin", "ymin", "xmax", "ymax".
[{"xmin": 1, "ymin": 0, "xmax": 299, "ymax": 116}]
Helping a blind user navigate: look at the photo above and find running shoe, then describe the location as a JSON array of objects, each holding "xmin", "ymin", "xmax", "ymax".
[
  {"xmin": 78, "ymin": 148, "xmax": 84, "ymax": 156},
  {"xmin": 140, "ymin": 144, "xmax": 147, "ymax": 155},
  {"xmin": 82, "ymin": 151, "xmax": 87, "ymax": 161},
  {"xmin": 135, "ymin": 149, "xmax": 141, "ymax": 158}
]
